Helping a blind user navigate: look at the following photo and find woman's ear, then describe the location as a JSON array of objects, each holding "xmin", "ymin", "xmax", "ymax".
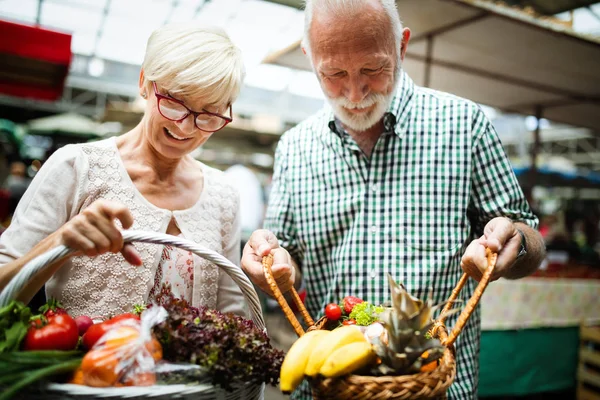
[{"xmin": 139, "ymin": 68, "xmax": 147, "ymax": 98}]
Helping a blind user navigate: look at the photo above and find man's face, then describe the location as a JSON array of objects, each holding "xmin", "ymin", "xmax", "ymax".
[{"xmin": 309, "ymin": 2, "xmax": 398, "ymax": 132}]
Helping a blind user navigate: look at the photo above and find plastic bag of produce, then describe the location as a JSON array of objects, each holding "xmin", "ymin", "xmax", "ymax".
[{"xmin": 78, "ymin": 306, "xmax": 167, "ymax": 387}]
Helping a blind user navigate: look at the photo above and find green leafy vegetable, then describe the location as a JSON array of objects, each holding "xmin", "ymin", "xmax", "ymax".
[
  {"xmin": 149, "ymin": 285, "xmax": 284, "ymax": 391},
  {"xmin": 0, "ymin": 301, "xmax": 32, "ymax": 352},
  {"xmin": 348, "ymin": 301, "xmax": 384, "ymax": 326}
]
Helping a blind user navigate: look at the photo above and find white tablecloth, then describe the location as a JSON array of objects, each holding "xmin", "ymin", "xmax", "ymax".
[{"xmin": 480, "ymin": 277, "xmax": 600, "ymax": 330}]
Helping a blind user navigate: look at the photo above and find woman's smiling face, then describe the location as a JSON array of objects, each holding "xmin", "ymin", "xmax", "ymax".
[{"xmin": 141, "ymin": 80, "xmax": 230, "ymax": 159}]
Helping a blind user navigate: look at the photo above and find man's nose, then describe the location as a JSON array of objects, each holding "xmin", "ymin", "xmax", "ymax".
[{"xmin": 345, "ymin": 74, "xmax": 368, "ymax": 104}]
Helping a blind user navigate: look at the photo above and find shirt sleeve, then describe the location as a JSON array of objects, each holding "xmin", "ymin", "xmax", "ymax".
[
  {"xmin": 468, "ymin": 108, "xmax": 539, "ymax": 237},
  {"xmin": 216, "ymin": 188, "xmax": 248, "ymax": 318},
  {"xmin": 0, "ymin": 146, "xmax": 85, "ymax": 266},
  {"xmin": 263, "ymin": 134, "xmax": 303, "ymax": 267}
]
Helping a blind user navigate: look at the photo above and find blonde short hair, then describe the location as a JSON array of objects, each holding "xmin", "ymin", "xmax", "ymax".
[{"xmin": 142, "ymin": 24, "xmax": 245, "ymax": 106}]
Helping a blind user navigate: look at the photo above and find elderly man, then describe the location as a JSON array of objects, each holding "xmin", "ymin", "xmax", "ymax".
[{"xmin": 242, "ymin": 0, "xmax": 545, "ymax": 398}]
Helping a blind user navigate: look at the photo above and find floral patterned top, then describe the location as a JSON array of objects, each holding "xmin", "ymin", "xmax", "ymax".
[{"xmin": 149, "ymin": 235, "xmax": 195, "ymax": 303}]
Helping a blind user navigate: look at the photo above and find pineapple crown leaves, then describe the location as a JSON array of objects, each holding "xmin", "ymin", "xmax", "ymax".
[{"xmin": 371, "ymin": 274, "xmax": 463, "ymax": 374}]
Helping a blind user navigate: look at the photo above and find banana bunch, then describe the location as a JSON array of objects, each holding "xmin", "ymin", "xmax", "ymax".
[{"xmin": 280, "ymin": 326, "xmax": 377, "ymax": 393}]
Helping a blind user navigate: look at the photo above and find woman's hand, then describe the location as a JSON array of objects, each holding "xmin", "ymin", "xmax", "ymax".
[
  {"xmin": 58, "ymin": 200, "xmax": 142, "ymax": 265},
  {"xmin": 241, "ymin": 229, "xmax": 295, "ymax": 295}
]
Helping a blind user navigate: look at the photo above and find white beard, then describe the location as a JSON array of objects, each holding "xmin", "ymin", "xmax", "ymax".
[{"xmin": 327, "ymin": 88, "xmax": 395, "ymax": 132}]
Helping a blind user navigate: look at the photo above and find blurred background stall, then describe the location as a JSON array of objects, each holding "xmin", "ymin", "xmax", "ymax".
[{"xmin": 0, "ymin": 1, "xmax": 599, "ymax": 399}]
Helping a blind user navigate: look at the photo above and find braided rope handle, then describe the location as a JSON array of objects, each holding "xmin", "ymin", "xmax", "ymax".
[
  {"xmin": 263, "ymin": 248, "xmax": 497, "ymax": 344},
  {"xmin": 434, "ymin": 248, "xmax": 497, "ymax": 347},
  {"xmin": 262, "ymin": 254, "xmax": 314, "ymax": 336},
  {"xmin": 0, "ymin": 230, "xmax": 265, "ymax": 332}
]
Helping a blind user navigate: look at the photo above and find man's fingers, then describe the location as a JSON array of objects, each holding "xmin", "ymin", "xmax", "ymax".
[
  {"xmin": 461, "ymin": 261, "xmax": 483, "ymax": 282},
  {"xmin": 248, "ymin": 230, "xmax": 279, "ymax": 257},
  {"xmin": 483, "ymin": 218, "xmax": 516, "ymax": 253},
  {"xmin": 271, "ymin": 264, "xmax": 293, "ymax": 292},
  {"xmin": 461, "ymin": 240, "xmax": 488, "ymax": 281}
]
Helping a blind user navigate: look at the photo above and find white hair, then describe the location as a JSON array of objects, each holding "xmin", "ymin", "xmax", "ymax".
[
  {"xmin": 142, "ymin": 24, "xmax": 245, "ymax": 106},
  {"xmin": 302, "ymin": 0, "xmax": 403, "ymax": 55}
]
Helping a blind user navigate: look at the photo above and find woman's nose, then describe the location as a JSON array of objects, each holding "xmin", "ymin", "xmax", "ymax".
[{"xmin": 176, "ymin": 114, "xmax": 197, "ymax": 134}]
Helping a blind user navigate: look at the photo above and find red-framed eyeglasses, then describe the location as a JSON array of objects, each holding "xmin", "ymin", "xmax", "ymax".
[{"xmin": 152, "ymin": 81, "xmax": 232, "ymax": 133}]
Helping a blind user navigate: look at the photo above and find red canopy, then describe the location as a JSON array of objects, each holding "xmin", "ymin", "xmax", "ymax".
[{"xmin": 0, "ymin": 19, "xmax": 72, "ymax": 101}]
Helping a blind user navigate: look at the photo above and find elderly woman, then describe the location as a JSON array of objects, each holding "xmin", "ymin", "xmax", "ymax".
[{"xmin": 0, "ymin": 24, "xmax": 247, "ymax": 320}]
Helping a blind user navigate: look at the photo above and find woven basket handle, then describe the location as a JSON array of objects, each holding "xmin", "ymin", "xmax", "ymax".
[
  {"xmin": 0, "ymin": 230, "xmax": 266, "ymax": 332},
  {"xmin": 434, "ymin": 248, "xmax": 497, "ymax": 347},
  {"xmin": 262, "ymin": 254, "xmax": 314, "ymax": 336}
]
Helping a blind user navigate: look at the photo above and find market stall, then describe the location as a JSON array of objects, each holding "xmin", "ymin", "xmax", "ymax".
[{"xmin": 479, "ymin": 276, "xmax": 600, "ymax": 396}]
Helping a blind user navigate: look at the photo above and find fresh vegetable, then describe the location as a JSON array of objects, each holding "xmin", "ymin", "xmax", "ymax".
[
  {"xmin": 23, "ymin": 313, "xmax": 79, "ymax": 351},
  {"xmin": 342, "ymin": 319, "xmax": 357, "ymax": 325},
  {"xmin": 0, "ymin": 350, "xmax": 82, "ymax": 400},
  {"xmin": 38, "ymin": 299, "xmax": 66, "ymax": 317},
  {"xmin": 80, "ymin": 348, "xmax": 120, "ymax": 387},
  {"xmin": 348, "ymin": 301, "xmax": 384, "ymax": 326},
  {"xmin": 342, "ymin": 296, "xmax": 364, "ymax": 315},
  {"xmin": 81, "ymin": 320, "xmax": 162, "ymax": 387},
  {"xmin": 74, "ymin": 315, "xmax": 94, "ymax": 336},
  {"xmin": 150, "ymin": 285, "xmax": 284, "ymax": 390},
  {"xmin": 82, "ymin": 313, "xmax": 140, "ymax": 350},
  {"xmin": 132, "ymin": 304, "xmax": 146, "ymax": 316},
  {"xmin": 324, "ymin": 303, "xmax": 342, "ymax": 321},
  {"xmin": 0, "ymin": 301, "xmax": 32, "ymax": 353}
]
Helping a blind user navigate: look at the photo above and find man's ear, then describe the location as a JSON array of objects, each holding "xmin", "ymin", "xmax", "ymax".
[{"xmin": 400, "ymin": 28, "xmax": 411, "ymax": 61}]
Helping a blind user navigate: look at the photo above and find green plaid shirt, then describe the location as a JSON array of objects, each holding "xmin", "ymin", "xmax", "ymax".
[{"xmin": 265, "ymin": 70, "xmax": 538, "ymax": 399}]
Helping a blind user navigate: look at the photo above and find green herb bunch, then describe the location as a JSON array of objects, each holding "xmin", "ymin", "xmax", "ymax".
[{"xmin": 348, "ymin": 302, "xmax": 384, "ymax": 326}]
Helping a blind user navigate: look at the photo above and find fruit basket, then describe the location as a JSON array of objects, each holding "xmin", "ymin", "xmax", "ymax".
[
  {"xmin": 0, "ymin": 230, "xmax": 268, "ymax": 400},
  {"xmin": 263, "ymin": 249, "xmax": 498, "ymax": 400}
]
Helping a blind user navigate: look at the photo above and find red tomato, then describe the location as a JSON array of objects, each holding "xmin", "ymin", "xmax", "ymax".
[
  {"xmin": 342, "ymin": 319, "xmax": 357, "ymax": 325},
  {"xmin": 23, "ymin": 314, "xmax": 79, "ymax": 351},
  {"xmin": 82, "ymin": 313, "xmax": 140, "ymax": 350},
  {"xmin": 342, "ymin": 296, "xmax": 364, "ymax": 314},
  {"xmin": 324, "ymin": 303, "xmax": 342, "ymax": 321}
]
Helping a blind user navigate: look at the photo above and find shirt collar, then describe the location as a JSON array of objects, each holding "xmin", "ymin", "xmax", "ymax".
[{"xmin": 327, "ymin": 69, "xmax": 416, "ymax": 138}]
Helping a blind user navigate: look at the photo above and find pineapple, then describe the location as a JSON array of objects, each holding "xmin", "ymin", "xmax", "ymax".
[{"xmin": 369, "ymin": 274, "xmax": 459, "ymax": 375}]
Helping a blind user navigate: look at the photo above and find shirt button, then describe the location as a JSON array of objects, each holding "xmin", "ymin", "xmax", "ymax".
[
  {"xmin": 371, "ymin": 184, "xmax": 378, "ymax": 192},
  {"xmin": 371, "ymin": 225, "xmax": 377, "ymax": 233},
  {"xmin": 370, "ymin": 270, "xmax": 376, "ymax": 278}
]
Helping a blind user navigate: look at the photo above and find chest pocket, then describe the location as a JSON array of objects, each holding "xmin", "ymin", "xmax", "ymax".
[
  {"xmin": 403, "ymin": 202, "xmax": 466, "ymax": 251},
  {"xmin": 400, "ymin": 148, "xmax": 470, "ymax": 252}
]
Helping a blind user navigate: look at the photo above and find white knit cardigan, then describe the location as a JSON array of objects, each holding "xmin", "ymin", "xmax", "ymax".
[{"xmin": 0, "ymin": 138, "xmax": 246, "ymax": 319}]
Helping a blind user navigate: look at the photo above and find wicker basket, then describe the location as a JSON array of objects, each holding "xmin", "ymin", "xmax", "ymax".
[
  {"xmin": 0, "ymin": 230, "xmax": 267, "ymax": 400},
  {"xmin": 262, "ymin": 249, "xmax": 498, "ymax": 400}
]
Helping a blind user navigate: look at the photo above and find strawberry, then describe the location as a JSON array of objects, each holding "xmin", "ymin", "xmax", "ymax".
[{"xmin": 342, "ymin": 296, "xmax": 364, "ymax": 315}]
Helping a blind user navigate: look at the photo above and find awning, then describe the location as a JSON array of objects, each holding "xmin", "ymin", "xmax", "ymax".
[
  {"xmin": 514, "ymin": 166, "xmax": 600, "ymax": 189},
  {"xmin": 27, "ymin": 113, "xmax": 104, "ymax": 139},
  {"xmin": 0, "ymin": 19, "xmax": 72, "ymax": 101},
  {"xmin": 503, "ymin": 0, "xmax": 600, "ymax": 16},
  {"xmin": 263, "ymin": 0, "xmax": 600, "ymax": 132}
]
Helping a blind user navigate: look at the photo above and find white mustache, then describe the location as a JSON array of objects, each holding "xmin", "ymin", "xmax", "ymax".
[{"xmin": 330, "ymin": 93, "xmax": 386, "ymax": 110}]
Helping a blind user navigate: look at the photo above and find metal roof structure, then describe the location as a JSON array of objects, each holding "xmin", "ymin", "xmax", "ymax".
[{"xmin": 264, "ymin": 0, "xmax": 600, "ymax": 134}]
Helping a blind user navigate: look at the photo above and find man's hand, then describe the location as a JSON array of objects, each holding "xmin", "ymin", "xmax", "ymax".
[
  {"xmin": 241, "ymin": 229, "xmax": 296, "ymax": 295},
  {"xmin": 461, "ymin": 217, "xmax": 522, "ymax": 281},
  {"xmin": 58, "ymin": 199, "xmax": 142, "ymax": 266}
]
